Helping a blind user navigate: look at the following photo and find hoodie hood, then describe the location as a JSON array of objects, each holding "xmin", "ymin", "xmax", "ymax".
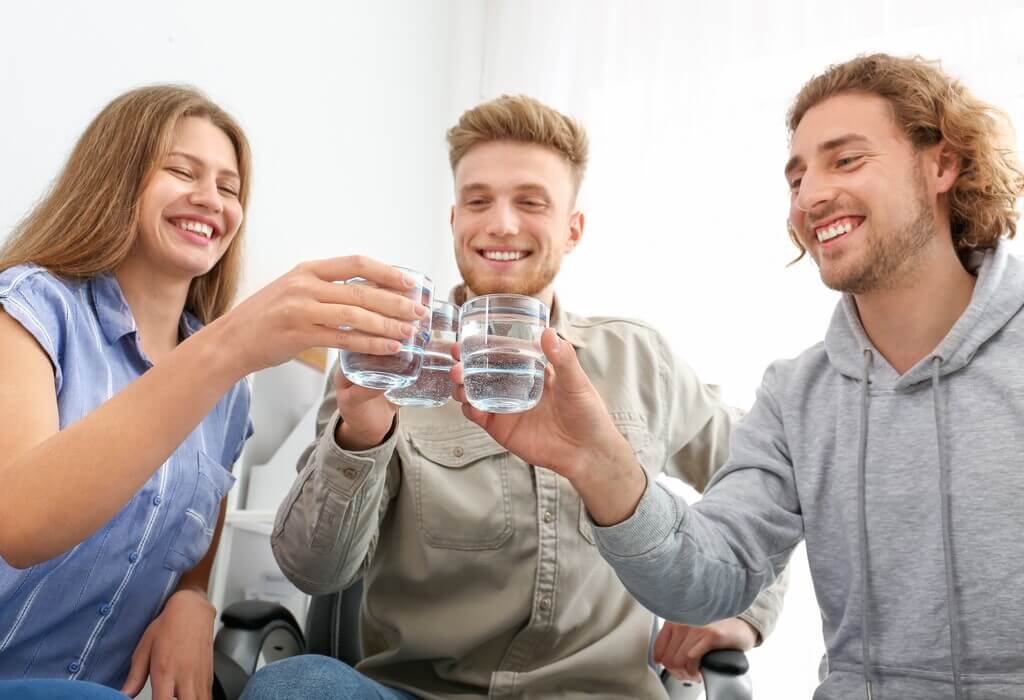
[{"xmin": 824, "ymin": 241, "xmax": 1024, "ymax": 390}]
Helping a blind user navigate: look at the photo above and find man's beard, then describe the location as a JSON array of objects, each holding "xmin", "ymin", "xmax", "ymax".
[
  {"xmin": 456, "ymin": 250, "xmax": 562, "ymax": 298},
  {"xmin": 821, "ymin": 169, "xmax": 935, "ymax": 295}
]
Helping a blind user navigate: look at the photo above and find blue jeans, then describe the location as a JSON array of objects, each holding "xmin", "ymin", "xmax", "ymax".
[
  {"xmin": 241, "ymin": 655, "xmax": 418, "ymax": 700},
  {"xmin": 0, "ymin": 679, "xmax": 126, "ymax": 699}
]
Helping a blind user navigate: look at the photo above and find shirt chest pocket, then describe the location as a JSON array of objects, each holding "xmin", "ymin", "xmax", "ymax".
[
  {"xmin": 163, "ymin": 452, "xmax": 236, "ymax": 572},
  {"xmin": 578, "ymin": 416, "xmax": 652, "ymax": 545},
  {"xmin": 406, "ymin": 428, "xmax": 514, "ymax": 551}
]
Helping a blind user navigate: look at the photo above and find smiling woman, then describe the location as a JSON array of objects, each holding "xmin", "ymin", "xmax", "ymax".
[{"xmin": 0, "ymin": 85, "xmax": 427, "ymax": 699}]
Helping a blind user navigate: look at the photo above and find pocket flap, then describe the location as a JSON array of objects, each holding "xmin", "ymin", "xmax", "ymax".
[{"xmin": 406, "ymin": 426, "xmax": 506, "ymax": 468}]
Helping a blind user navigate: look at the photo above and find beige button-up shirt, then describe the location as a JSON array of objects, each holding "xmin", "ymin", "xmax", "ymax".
[{"xmin": 272, "ymin": 294, "xmax": 788, "ymax": 699}]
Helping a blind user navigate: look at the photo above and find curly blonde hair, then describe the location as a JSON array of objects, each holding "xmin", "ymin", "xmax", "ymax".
[
  {"xmin": 786, "ymin": 53, "xmax": 1023, "ymax": 261},
  {"xmin": 446, "ymin": 95, "xmax": 589, "ymax": 194}
]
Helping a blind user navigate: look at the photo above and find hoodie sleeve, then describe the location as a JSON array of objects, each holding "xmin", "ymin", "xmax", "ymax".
[{"xmin": 593, "ymin": 365, "xmax": 804, "ymax": 625}]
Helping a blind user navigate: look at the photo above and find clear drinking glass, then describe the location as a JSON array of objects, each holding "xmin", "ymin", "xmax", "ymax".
[
  {"xmin": 339, "ymin": 267, "xmax": 434, "ymax": 390},
  {"xmin": 459, "ymin": 294, "xmax": 549, "ymax": 413},
  {"xmin": 384, "ymin": 300, "xmax": 459, "ymax": 408}
]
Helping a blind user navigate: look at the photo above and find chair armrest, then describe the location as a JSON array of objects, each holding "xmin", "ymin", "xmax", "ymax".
[
  {"xmin": 663, "ymin": 649, "xmax": 752, "ymax": 700},
  {"xmin": 215, "ymin": 600, "xmax": 306, "ymax": 676},
  {"xmin": 212, "ymin": 648, "xmax": 250, "ymax": 700}
]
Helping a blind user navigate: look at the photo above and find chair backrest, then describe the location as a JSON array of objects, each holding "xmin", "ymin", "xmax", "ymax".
[{"xmin": 304, "ymin": 579, "xmax": 363, "ymax": 667}]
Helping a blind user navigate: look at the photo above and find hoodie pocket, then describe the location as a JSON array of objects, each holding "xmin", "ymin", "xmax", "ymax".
[
  {"xmin": 163, "ymin": 453, "xmax": 236, "ymax": 572},
  {"xmin": 408, "ymin": 428, "xmax": 514, "ymax": 550}
]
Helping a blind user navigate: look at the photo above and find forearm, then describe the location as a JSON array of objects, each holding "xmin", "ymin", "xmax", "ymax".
[
  {"xmin": 593, "ymin": 480, "xmax": 779, "ymax": 626},
  {"xmin": 569, "ymin": 433, "xmax": 649, "ymax": 526},
  {"xmin": 272, "ymin": 413, "xmax": 397, "ymax": 594},
  {"xmin": 0, "ymin": 323, "xmax": 243, "ymax": 569}
]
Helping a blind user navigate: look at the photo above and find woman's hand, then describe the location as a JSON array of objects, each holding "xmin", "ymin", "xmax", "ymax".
[
  {"xmin": 121, "ymin": 589, "xmax": 218, "ymax": 700},
  {"xmin": 211, "ymin": 256, "xmax": 428, "ymax": 378}
]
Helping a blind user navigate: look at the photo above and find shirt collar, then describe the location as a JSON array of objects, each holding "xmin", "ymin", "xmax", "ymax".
[
  {"xmin": 90, "ymin": 273, "xmax": 203, "ymax": 344},
  {"xmin": 449, "ymin": 284, "xmax": 588, "ymax": 349}
]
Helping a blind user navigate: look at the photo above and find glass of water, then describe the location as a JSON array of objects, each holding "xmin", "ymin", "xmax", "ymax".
[
  {"xmin": 340, "ymin": 267, "xmax": 434, "ymax": 390},
  {"xmin": 384, "ymin": 300, "xmax": 459, "ymax": 408},
  {"xmin": 459, "ymin": 294, "xmax": 549, "ymax": 413}
]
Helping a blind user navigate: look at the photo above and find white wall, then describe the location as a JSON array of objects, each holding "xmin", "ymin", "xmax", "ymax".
[
  {"xmin": 4, "ymin": 2, "xmax": 1024, "ymax": 699},
  {"xmin": 1, "ymin": 0, "xmax": 485, "ymax": 296}
]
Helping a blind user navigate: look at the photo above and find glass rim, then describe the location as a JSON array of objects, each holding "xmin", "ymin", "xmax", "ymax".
[
  {"xmin": 461, "ymin": 293, "xmax": 549, "ymax": 320},
  {"xmin": 345, "ymin": 265, "xmax": 433, "ymax": 288}
]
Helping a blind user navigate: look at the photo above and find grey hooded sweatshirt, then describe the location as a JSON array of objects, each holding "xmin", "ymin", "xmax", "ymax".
[{"xmin": 594, "ymin": 241, "xmax": 1024, "ymax": 699}]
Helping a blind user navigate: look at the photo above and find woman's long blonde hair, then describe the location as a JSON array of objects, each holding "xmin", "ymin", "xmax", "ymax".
[{"xmin": 0, "ymin": 84, "xmax": 251, "ymax": 323}]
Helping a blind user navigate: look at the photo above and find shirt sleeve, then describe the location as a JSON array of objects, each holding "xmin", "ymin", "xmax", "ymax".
[{"xmin": 0, "ymin": 267, "xmax": 74, "ymax": 393}]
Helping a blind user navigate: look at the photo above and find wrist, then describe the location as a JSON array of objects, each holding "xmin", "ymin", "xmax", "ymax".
[
  {"xmin": 184, "ymin": 320, "xmax": 250, "ymax": 385},
  {"xmin": 569, "ymin": 435, "xmax": 648, "ymax": 526},
  {"xmin": 334, "ymin": 416, "xmax": 394, "ymax": 451}
]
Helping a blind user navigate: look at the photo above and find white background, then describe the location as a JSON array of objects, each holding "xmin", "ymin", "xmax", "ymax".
[{"xmin": 3, "ymin": 2, "xmax": 1023, "ymax": 697}]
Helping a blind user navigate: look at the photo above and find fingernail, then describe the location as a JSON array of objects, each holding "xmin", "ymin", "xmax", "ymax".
[
  {"xmin": 400, "ymin": 324, "xmax": 415, "ymax": 336},
  {"xmin": 415, "ymin": 304, "xmax": 429, "ymax": 317},
  {"xmin": 387, "ymin": 341, "xmax": 401, "ymax": 352},
  {"xmin": 402, "ymin": 272, "xmax": 416, "ymax": 287}
]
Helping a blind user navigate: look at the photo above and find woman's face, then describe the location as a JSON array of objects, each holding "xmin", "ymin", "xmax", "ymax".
[{"xmin": 134, "ymin": 116, "xmax": 244, "ymax": 281}]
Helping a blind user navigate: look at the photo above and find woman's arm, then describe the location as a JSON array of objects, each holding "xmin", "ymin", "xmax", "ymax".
[{"xmin": 0, "ymin": 257, "xmax": 423, "ymax": 568}]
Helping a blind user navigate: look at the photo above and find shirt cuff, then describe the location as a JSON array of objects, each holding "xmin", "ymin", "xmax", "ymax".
[{"xmin": 314, "ymin": 412, "xmax": 398, "ymax": 497}]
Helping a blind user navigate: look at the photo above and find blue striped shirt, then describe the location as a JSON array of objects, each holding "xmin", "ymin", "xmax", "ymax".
[{"xmin": 0, "ymin": 264, "xmax": 251, "ymax": 687}]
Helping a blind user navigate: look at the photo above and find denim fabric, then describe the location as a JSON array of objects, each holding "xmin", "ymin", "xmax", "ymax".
[
  {"xmin": 0, "ymin": 679, "xmax": 126, "ymax": 699},
  {"xmin": 241, "ymin": 655, "xmax": 419, "ymax": 700}
]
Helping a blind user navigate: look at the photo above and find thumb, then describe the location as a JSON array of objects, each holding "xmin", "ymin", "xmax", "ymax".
[
  {"xmin": 121, "ymin": 632, "xmax": 153, "ymax": 696},
  {"xmin": 540, "ymin": 329, "xmax": 589, "ymax": 393}
]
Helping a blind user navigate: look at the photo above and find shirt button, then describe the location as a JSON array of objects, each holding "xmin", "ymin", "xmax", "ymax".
[
  {"xmin": 152, "ymin": 495, "xmax": 162, "ymax": 506},
  {"xmin": 452, "ymin": 446, "xmax": 464, "ymax": 458},
  {"xmin": 67, "ymin": 661, "xmax": 80, "ymax": 673},
  {"xmin": 99, "ymin": 604, "xmax": 112, "ymax": 616},
  {"xmin": 128, "ymin": 552, "xmax": 139, "ymax": 563},
  {"xmin": 342, "ymin": 467, "xmax": 358, "ymax": 479},
  {"xmin": 543, "ymin": 511, "xmax": 554, "ymax": 523},
  {"xmin": 539, "ymin": 597, "xmax": 551, "ymax": 610}
]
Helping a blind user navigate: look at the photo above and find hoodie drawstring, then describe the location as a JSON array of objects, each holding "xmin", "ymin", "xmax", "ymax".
[
  {"xmin": 932, "ymin": 358, "xmax": 964, "ymax": 699},
  {"xmin": 857, "ymin": 349, "xmax": 874, "ymax": 700}
]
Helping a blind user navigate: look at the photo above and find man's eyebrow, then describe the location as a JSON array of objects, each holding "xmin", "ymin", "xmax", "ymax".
[{"xmin": 784, "ymin": 133, "xmax": 871, "ymax": 178}]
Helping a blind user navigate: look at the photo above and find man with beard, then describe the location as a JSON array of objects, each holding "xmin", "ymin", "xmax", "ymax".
[
  {"xmin": 244, "ymin": 96, "xmax": 788, "ymax": 699},
  {"xmin": 445, "ymin": 56, "xmax": 1024, "ymax": 700}
]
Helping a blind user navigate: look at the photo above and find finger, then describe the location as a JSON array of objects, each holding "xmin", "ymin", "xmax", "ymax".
[
  {"xmin": 652, "ymin": 624, "xmax": 673, "ymax": 663},
  {"xmin": 450, "ymin": 360, "xmax": 464, "ymax": 386},
  {"xmin": 460, "ymin": 400, "xmax": 491, "ymax": 428},
  {"xmin": 307, "ymin": 256, "xmax": 416, "ymax": 290},
  {"xmin": 311, "ymin": 302, "xmax": 417, "ymax": 341},
  {"xmin": 670, "ymin": 627, "xmax": 701, "ymax": 670},
  {"xmin": 540, "ymin": 329, "xmax": 589, "ymax": 393},
  {"xmin": 322, "ymin": 280, "xmax": 428, "ymax": 320},
  {"xmin": 338, "ymin": 382, "xmax": 389, "ymax": 407},
  {"xmin": 313, "ymin": 328, "xmax": 403, "ymax": 355},
  {"xmin": 150, "ymin": 663, "xmax": 174, "ymax": 700},
  {"xmin": 451, "ymin": 343, "xmax": 461, "ymax": 362},
  {"xmin": 687, "ymin": 634, "xmax": 716, "ymax": 676},
  {"xmin": 120, "ymin": 635, "xmax": 153, "ymax": 696},
  {"xmin": 657, "ymin": 625, "xmax": 686, "ymax": 667}
]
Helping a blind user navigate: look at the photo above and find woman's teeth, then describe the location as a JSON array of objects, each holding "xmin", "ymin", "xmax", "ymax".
[{"xmin": 175, "ymin": 219, "xmax": 214, "ymax": 238}]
